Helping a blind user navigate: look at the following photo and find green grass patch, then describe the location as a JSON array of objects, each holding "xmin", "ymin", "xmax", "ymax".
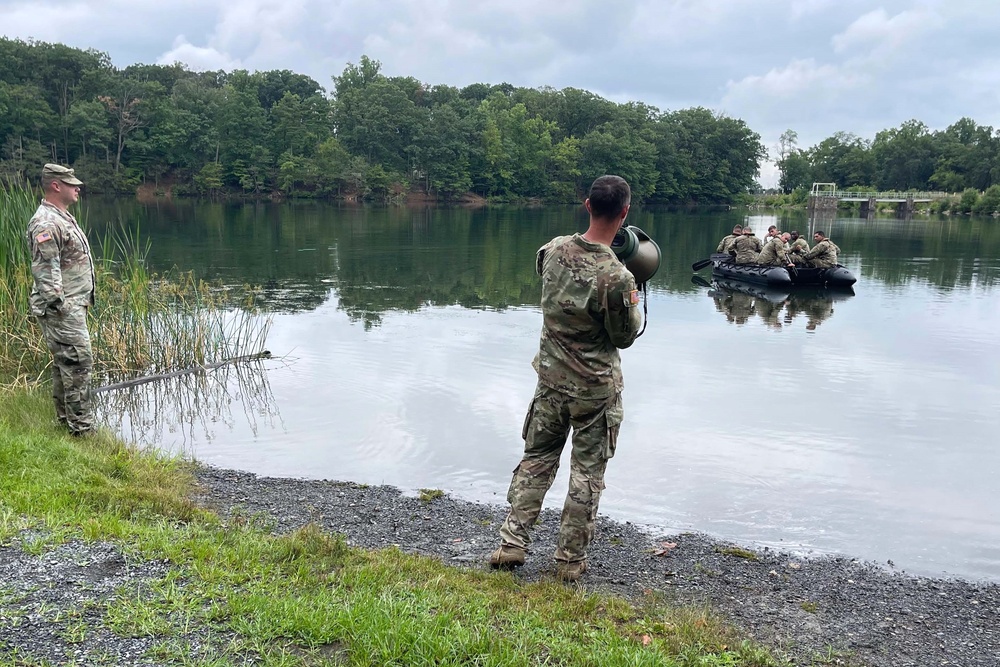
[
  {"xmin": 0, "ymin": 389, "xmax": 786, "ymax": 666},
  {"xmin": 716, "ymin": 546, "xmax": 760, "ymax": 561},
  {"xmin": 418, "ymin": 488, "xmax": 445, "ymax": 502}
]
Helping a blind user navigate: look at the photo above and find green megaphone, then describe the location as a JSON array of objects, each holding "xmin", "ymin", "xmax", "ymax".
[{"xmin": 611, "ymin": 225, "xmax": 661, "ymax": 285}]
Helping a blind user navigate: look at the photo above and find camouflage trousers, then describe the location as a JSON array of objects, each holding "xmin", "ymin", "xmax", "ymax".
[
  {"xmin": 499, "ymin": 382, "xmax": 623, "ymax": 563},
  {"xmin": 36, "ymin": 306, "xmax": 94, "ymax": 435}
]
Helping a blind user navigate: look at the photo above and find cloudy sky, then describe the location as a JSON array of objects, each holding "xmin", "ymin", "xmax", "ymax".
[{"xmin": 3, "ymin": 0, "xmax": 997, "ymax": 185}]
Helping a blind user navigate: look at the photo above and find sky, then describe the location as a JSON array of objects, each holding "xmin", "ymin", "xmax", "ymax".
[{"xmin": 3, "ymin": 0, "xmax": 998, "ymax": 186}]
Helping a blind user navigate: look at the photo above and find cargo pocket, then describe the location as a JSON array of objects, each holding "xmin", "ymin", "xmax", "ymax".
[
  {"xmin": 604, "ymin": 393, "xmax": 623, "ymax": 460},
  {"xmin": 521, "ymin": 400, "xmax": 536, "ymax": 441}
]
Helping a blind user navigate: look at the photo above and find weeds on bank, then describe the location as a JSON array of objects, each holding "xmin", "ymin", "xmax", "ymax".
[
  {"xmin": 0, "ymin": 390, "xmax": 785, "ymax": 667},
  {"xmin": 0, "ymin": 182, "xmax": 270, "ymax": 387}
]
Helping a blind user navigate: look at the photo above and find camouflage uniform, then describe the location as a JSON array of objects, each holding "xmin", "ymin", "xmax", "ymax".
[
  {"xmin": 755, "ymin": 236, "xmax": 792, "ymax": 267},
  {"xmin": 803, "ymin": 238, "xmax": 840, "ymax": 268},
  {"xmin": 789, "ymin": 237, "xmax": 810, "ymax": 265},
  {"xmin": 716, "ymin": 233, "xmax": 739, "ymax": 253},
  {"xmin": 499, "ymin": 234, "xmax": 641, "ymax": 564},
  {"xmin": 27, "ymin": 200, "xmax": 96, "ymax": 434},
  {"xmin": 731, "ymin": 235, "xmax": 763, "ymax": 264}
]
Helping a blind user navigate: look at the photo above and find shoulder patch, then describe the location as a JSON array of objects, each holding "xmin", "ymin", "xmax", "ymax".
[
  {"xmin": 35, "ymin": 231, "xmax": 53, "ymax": 244},
  {"xmin": 624, "ymin": 289, "xmax": 640, "ymax": 307}
]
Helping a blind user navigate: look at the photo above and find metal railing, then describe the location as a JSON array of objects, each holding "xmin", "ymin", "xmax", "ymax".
[{"xmin": 809, "ymin": 184, "xmax": 951, "ymax": 200}]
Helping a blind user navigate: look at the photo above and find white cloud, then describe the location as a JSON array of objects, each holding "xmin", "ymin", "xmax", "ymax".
[
  {"xmin": 831, "ymin": 7, "xmax": 935, "ymax": 55},
  {"xmin": 158, "ymin": 36, "xmax": 240, "ymax": 71},
  {"xmin": 724, "ymin": 58, "xmax": 865, "ymax": 100}
]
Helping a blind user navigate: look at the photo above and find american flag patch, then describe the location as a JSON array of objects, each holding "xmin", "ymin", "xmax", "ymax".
[
  {"xmin": 625, "ymin": 289, "xmax": 640, "ymax": 307},
  {"xmin": 35, "ymin": 231, "xmax": 52, "ymax": 244}
]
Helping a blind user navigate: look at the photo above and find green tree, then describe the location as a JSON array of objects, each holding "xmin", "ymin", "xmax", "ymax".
[
  {"xmin": 580, "ymin": 121, "xmax": 658, "ymax": 201},
  {"xmin": 972, "ymin": 184, "xmax": 1000, "ymax": 215},
  {"xmin": 957, "ymin": 188, "xmax": 979, "ymax": 214},
  {"xmin": 413, "ymin": 103, "xmax": 472, "ymax": 197},
  {"xmin": 194, "ymin": 161, "xmax": 224, "ymax": 195},
  {"xmin": 871, "ymin": 120, "xmax": 936, "ymax": 190}
]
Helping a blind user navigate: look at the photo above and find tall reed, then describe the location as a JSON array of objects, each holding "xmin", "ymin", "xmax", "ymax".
[
  {"xmin": 0, "ymin": 183, "xmax": 45, "ymax": 382},
  {"xmin": 0, "ymin": 183, "xmax": 271, "ymax": 387}
]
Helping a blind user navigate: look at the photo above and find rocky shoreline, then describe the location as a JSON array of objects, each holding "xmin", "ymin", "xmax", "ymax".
[
  {"xmin": 2, "ymin": 466, "xmax": 998, "ymax": 666},
  {"xmin": 193, "ymin": 468, "xmax": 999, "ymax": 667}
]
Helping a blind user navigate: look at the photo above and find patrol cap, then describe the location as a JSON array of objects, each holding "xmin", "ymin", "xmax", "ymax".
[{"xmin": 42, "ymin": 163, "xmax": 83, "ymax": 186}]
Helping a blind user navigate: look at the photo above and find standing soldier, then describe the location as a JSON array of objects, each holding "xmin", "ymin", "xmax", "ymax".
[
  {"xmin": 731, "ymin": 226, "xmax": 763, "ymax": 264},
  {"xmin": 716, "ymin": 224, "xmax": 742, "ymax": 253},
  {"xmin": 27, "ymin": 164, "xmax": 96, "ymax": 436},
  {"xmin": 802, "ymin": 231, "xmax": 841, "ymax": 268},
  {"xmin": 489, "ymin": 175, "xmax": 643, "ymax": 583}
]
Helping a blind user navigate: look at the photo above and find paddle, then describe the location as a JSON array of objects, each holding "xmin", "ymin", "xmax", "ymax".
[
  {"xmin": 691, "ymin": 275, "xmax": 712, "ymax": 288},
  {"xmin": 691, "ymin": 258, "xmax": 713, "ymax": 272}
]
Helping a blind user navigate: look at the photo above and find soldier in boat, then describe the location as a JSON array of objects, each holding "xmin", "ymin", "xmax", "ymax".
[
  {"xmin": 756, "ymin": 231, "xmax": 795, "ymax": 268},
  {"xmin": 730, "ymin": 226, "xmax": 763, "ymax": 264},
  {"xmin": 788, "ymin": 231, "xmax": 810, "ymax": 265},
  {"xmin": 802, "ymin": 231, "xmax": 840, "ymax": 268},
  {"xmin": 716, "ymin": 224, "xmax": 742, "ymax": 253}
]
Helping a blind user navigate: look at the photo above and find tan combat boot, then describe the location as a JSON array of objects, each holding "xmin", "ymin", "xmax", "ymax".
[
  {"xmin": 488, "ymin": 545, "xmax": 526, "ymax": 569},
  {"xmin": 555, "ymin": 560, "xmax": 587, "ymax": 582}
]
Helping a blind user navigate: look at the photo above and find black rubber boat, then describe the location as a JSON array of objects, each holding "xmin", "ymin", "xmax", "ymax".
[{"xmin": 709, "ymin": 253, "xmax": 857, "ymax": 288}]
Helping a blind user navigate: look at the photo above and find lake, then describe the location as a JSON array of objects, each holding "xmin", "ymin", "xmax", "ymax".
[{"xmin": 86, "ymin": 199, "xmax": 1000, "ymax": 581}]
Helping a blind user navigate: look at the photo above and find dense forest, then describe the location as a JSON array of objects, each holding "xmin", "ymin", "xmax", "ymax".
[
  {"xmin": 776, "ymin": 122, "xmax": 1000, "ymax": 195},
  {"xmin": 0, "ymin": 38, "xmax": 765, "ymax": 204}
]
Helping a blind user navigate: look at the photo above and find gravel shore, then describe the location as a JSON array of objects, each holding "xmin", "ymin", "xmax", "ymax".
[{"xmin": 2, "ymin": 466, "xmax": 998, "ymax": 666}]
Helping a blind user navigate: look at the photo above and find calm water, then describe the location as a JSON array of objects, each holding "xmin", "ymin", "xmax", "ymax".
[{"xmin": 87, "ymin": 200, "xmax": 1000, "ymax": 581}]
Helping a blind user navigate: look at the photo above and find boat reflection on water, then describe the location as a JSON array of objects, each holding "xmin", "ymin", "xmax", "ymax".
[
  {"xmin": 694, "ymin": 276, "xmax": 854, "ymax": 332},
  {"xmin": 94, "ymin": 360, "xmax": 282, "ymax": 452}
]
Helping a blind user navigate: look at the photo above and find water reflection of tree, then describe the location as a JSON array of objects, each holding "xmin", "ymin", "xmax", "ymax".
[
  {"xmin": 83, "ymin": 200, "xmax": 1000, "ymax": 326},
  {"xmin": 95, "ymin": 361, "xmax": 281, "ymax": 451},
  {"xmin": 705, "ymin": 279, "xmax": 851, "ymax": 332}
]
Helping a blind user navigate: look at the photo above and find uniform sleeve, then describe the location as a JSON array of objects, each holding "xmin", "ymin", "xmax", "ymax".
[
  {"xmin": 604, "ymin": 272, "xmax": 642, "ymax": 349},
  {"xmin": 803, "ymin": 242, "xmax": 824, "ymax": 260},
  {"xmin": 28, "ymin": 222, "xmax": 64, "ymax": 308},
  {"xmin": 716, "ymin": 237, "xmax": 727, "ymax": 252}
]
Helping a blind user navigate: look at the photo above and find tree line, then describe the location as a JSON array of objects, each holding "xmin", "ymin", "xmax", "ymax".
[
  {"xmin": 776, "ymin": 121, "xmax": 1000, "ymax": 196},
  {"xmin": 0, "ymin": 38, "xmax": 765, "ymax": 204}
]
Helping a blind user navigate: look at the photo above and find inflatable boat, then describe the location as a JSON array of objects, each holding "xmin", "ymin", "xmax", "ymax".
[{"xmin": 707, "ymin": 253, "xmax": 857, "ymax": 288}]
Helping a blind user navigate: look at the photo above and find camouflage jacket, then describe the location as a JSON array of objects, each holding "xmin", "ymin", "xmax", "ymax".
[
  {"xmin": 790, "ymin": 238, "xmax": 810, "ymax": 255},
  {"xmin": 716, "ymin": 234, "xmax": 739, "ymax": 253},
  {"xmin": 26, "ymin": 200, "xmax": 95, "ymax": 316},
  {"xmin": 532, "ymin": 234, "xmax": 642, "ymax": 399},
  {"xmin": 731, "ymin": 235, "xmax": 763, "ymax": 264},
  {"xmin": 755, "ymin": 237, "xmax": 791, "ymax": 266},
  {"xmin": 803, "ymin": 239, "xmax": 840, "ymax": 268}
]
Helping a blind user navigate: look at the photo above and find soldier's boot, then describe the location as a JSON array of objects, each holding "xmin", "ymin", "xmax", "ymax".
[
  {"xmin": 555, "ymin": 559, "xmax": 587, "ymax": 583},
  {"xmin": 488, "ymin": 544, "xmax": 526, "ymax": 569}
]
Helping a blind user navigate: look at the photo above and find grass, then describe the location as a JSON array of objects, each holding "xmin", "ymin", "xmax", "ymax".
[
  {"xmin": 418, "ymin": 488, "xmax": 445, "ymax": 502},
  {"xmin": 0, "ymin": 389, "xmax": 787, "ymax": 666},
  {"xmin": 716, "ymin": 546, "xmax": 760, "ymax": 561}
]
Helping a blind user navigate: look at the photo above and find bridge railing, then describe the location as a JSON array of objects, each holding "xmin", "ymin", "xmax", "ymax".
[{"xmin": 811, "ymin": 190, "xmax": 951, "ymax": 200}]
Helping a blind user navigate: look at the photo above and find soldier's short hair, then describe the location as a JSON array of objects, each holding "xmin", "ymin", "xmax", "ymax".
[
  {"xmin": 588, "ymin": 175, "xmax": 630, "ymax": 219},
  {"xmin": 815, "ymin": 230, "xmax": 826, "ymax": 237},
  {"xmin": 733, "ymin": 224, "xmax": 743, "ymax": 232}
]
